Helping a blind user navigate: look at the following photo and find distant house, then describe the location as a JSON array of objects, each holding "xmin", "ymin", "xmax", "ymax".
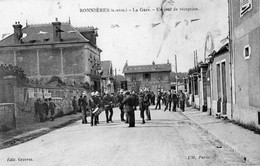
[
  {"xmin": 100, "ymin": 60, "xmax": 114, "ymax": 94},
  {"xmin": 0, "ymin": 19, "xmax": 102, "ymax": 91},
  {"xmin": 123, "ymin": 61, "xmax": 172, "ymax": 94}
]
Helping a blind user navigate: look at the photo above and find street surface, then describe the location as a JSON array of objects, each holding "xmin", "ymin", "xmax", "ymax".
[{"xmin": 0, "ymin": 106, "xmax": 247, "ymax": 166}]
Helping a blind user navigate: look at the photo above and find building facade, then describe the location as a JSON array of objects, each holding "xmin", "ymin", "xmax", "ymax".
[
  {"xmin": 123, "ymin": 61, "xmax": 172, "ymax": 94},
  {"xmin": 100, "ymin": 60, "xmax": 114, "ymax": 94},
  {"xmin": 208, "ymin": 43, "xmax": 232, "ymax": 118},
  {"xmin": 186, "ymin": 1, "xmax": 260, "ymax": 129},
  {"xmin": 229, "ymin": 0, "xmax": 260, "ymax": 127},
  {"xmin": 0, "ymin": 19, "xmax": 102, "ymax": 91}
]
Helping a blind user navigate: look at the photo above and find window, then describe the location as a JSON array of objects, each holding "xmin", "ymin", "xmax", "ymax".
[
  {"xmin": 244, "ymin": 45, "xmax": 251, "ymax": 60},
  {"xmin": 240, "ymin": 0, "xmax": 252, "ymax": 17},
  {"xmin": 143, "ymin": 73, "xmax": 151, "ymax": 81}
]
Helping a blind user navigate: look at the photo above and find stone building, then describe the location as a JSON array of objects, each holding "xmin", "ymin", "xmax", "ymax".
[
  {"xmin": 0, "ymin": 19, "xmax": 102, "ymax": 91},
  {"xmin": 123, "ymin": 61, "xmax": 172, "ymax": 94}
]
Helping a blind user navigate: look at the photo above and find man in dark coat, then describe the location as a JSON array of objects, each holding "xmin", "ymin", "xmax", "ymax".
[
  {"xmin": 49, "ymin": 98, "xmax": 56, "ymax": 121},
  {"xmin": 172, "ymin": 90, "xmax": 178, "ymax": 112},
  {"xmin": 103, "ymin": 92, "xmax": 113, "ymax": 123},
  {"xmin": 42, "ymin": 99, "xmax": 49, "ymax": 121},
  {"xmin": 150, "ymin": 91, "xmax": 155, "ymax": 105},
  {"xmin": 117, "ymin": 90, "xmax": 125, "ymax": 122},
  {"xmin": 122, "ymin": 91, "xmax": 135, "ymax": 127},
  {"xmin": 164, "ymin": 90, "xmax": 172, "ymax": 112},
  {"xmin": 72, "ymin": 96, "xmax": 78, "ymax": 114},
  {"xmin": 143, "ymin": 89, "xmax": 151, "ymax": 120},
  {"xmin": 179, "ymin": 90, "xmax": 186, "ymax": 112},
  {"xmin": 155, "ymin": 91, "xmax": 162, "ymax": 110},
  {"xmin": 94, "ymin": 91, "xmax": 102, "ymax": 124},
  {"xmin": 78, "ymin": 96, "xmax": 83, "ymax": 113},
  {"xmin": 131, "ymin": 91, "xmax": 139, "ymax": 110},
  {"xmin": 34, "ymin": 98, "xmax": 44, "ymax": 122},
  {"xmin": 138, "ymin": 91, "xmax": 145, "ymax": 124},
  {"xmin": 81, "ymin": 96, "xmax": 88, "ymax": 124},
  {"xmin": 89, "ymin": 92, "xmax": 97, "ymax": 126}
]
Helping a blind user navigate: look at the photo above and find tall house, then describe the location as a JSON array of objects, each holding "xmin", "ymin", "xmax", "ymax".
[
  {"xmin": 123, "ymin": 61, "xmax": 171, "ymax": 94},
  {"xmin": 0, "ymin": 19, "xmax": 102, "ymax": 91},
  {"xmin": 229, "ymin": 0, "xmax": 260, "ymax": 127},
  {"xmin": 101, "ymin": 60, "xmax": 114, "ymax": 94}
]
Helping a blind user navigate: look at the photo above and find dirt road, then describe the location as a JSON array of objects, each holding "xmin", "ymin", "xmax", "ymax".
[{"xmin": 0, "ymin": 106, "xmax": 247, "ymax": 166}]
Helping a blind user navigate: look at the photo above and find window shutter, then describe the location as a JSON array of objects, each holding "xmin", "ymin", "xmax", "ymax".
[{"xmin": 240, "ymin": 0, "xmax": 252, "ymax": 17}]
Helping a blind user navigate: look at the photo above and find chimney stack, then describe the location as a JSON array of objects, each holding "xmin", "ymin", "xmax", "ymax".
[
  {"xmin": 13, "ymin": 22, "xmax": 23, "ymax": 44},
  {"xmin": 52, "ymin": 18, "xmax": 62, "ymax": 42}
]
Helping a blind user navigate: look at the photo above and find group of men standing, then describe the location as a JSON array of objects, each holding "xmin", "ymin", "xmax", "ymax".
[
  {"xmin": 116, "ymin": 89, "xmax": 152, "ymax": 127},
  {"xmin": 34, "ymin": 98, "xmax": 56, "ymax": 122},
  {"xmin": 73, "ymin": 91, "xmax": 105, "ymax": 126},
  {"xmin": 33, "ymin": 88, "xmax": 188, "ymax": 128},
  {"xmin": 155, "ymin": 89, "xmax": 187, "ymax": 112},
  {"xmin": 72, "ymin": 89, "xmax": 160, "ymax": 128}
]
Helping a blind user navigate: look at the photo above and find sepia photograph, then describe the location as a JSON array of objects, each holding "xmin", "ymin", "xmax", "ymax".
[{"xmin": 0, "ymin": 0, "xmax": 259, "ymax": 165}]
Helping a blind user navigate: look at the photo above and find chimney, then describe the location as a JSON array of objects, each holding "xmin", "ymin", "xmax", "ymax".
[
  {"xmin": 52, "ymin": 18, "xmax": 62, "ymax": 42},
  {"xmin": 13, "ymin": 22, "xmax": 23, "ymax": 44},
  {"xmin": 152, "ymin": 61, "xmax": 155, "ymax": 65}
]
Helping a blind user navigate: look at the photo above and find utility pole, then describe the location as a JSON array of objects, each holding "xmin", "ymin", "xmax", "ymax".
[
  {"xmin": 175, "ymin": 54, "xmax": 178, "ymax": 92},
  {"xmin": 194, "ymin": 51, "xmax": 196, "ymax": 68},
  {"xmin": 228, "ymin": 0, "xmax": 234, "ymax": 119}
]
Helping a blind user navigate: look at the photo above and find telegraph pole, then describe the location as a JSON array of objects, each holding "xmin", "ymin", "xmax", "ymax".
[{"xmin": 175, "ymin": 54, "xmax": 178, "ymax": 92}]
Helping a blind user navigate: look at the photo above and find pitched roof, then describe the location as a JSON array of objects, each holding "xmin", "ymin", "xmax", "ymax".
[
  {"xmin": 0, "ymin": 22, "xmax": 90, "ymax": 46},
  {"xmin": 123, "ymin": 63, "xmax": 172, "ymax": 74},
  {"xmin": 101, "ymin": 60, "xmax": 112, "ymax": 78}
]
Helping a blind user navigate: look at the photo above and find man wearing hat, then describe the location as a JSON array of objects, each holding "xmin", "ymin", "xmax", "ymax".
[
  {"xmin": 143, "ymin": 88, "xmax": 151, "ymax": 120},
  {"xmin": 103, "ymin": 90, "xmax": 114, "ymax": 123},
  {"xmin": 81, "ymin": 96, "xmax": 88, "ymax": 124},
  {"xmin": 117, "ymin": 89, "xmax": 125, "ymax": 122},
  {"xmin": 179, "ymin": 90, "xmax": 186, "ymax": 112},
  {"xmin": 49, "ymin": 98, "xmax": 56, "ymax": 121},
  {"xmin": 89, "ymin": 92, "xmax": 98, "ymax": 126},
  {"xmin": 94, "ymin": 91, "xmax": 102, "ymax": 124},
  {"xmin": 138, "ymin": 90, "xmax": 146, "ymax": 124},
  {"xmin": 155, "ymin": 90, "xmax": 162, "ymax": 110},
  {"xmin": 122, "ymin": 91, "xmax": 135, "ymax": 127},
  {"xmin": 172, "ymin": 90, "xmax": 178, "ymax": 112},
  {"xmin": 72, "ymin": 96, "xmax": 78, "ymax": 114}
]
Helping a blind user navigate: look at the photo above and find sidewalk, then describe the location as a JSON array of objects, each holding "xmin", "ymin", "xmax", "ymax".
[
  {"xmin": 180, "ymin": 107, "xmax": 260, "ymax": 165},
  {"xmin": 0, "ymin": 113, "xmax": 81, "ymax": 150}
]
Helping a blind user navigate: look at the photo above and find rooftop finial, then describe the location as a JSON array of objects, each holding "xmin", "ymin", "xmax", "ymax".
[{"xmin": 68, "ymin": 17, "xmax": 71, "ymax": 24}]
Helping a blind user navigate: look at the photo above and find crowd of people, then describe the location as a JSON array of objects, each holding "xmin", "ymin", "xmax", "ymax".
[
  {"xmin": 34, "ymin": 88, "xmax": 190, "ymax": 128},
  {"xmin": 71, "ymin": 89, "xmax": 153, "ymax": 127}
]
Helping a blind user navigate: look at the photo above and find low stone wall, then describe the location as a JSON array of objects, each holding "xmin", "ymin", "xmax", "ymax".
[{"xmin": 0, "ymin": 103, "xmax": 16, "ymax": 132}]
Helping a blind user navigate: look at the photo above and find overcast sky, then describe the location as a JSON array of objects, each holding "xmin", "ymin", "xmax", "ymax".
[{"xmin": 0, "ymin": 0, "xmax": 228, "ymax": 73}]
